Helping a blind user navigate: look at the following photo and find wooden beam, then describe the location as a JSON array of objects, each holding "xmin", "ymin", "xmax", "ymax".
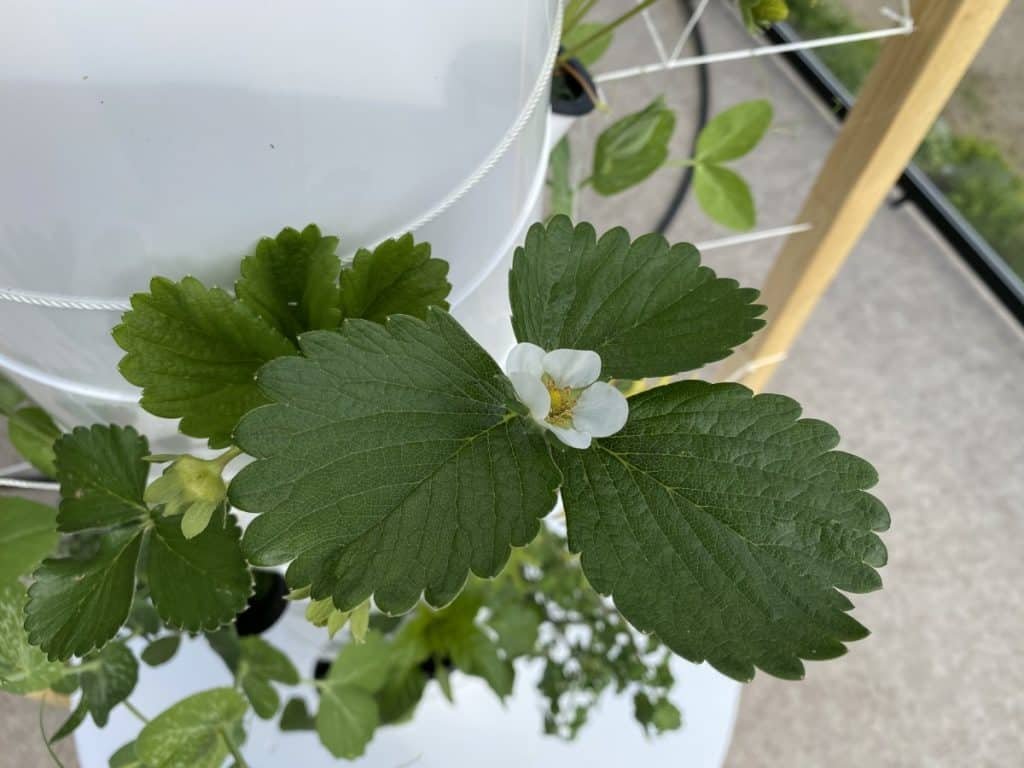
[{"xmin": 737, "ymin": 0, "xmax": 1009, "ymax": 392}]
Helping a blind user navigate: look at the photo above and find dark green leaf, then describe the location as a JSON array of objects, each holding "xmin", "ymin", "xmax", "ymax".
[
  {"xmin": 695, "ymin": 100, "xmax": 773, "ymax": 163},
  {"xmin": 241, "ymin": 674, "xmax": 279, "ymax": 720},
  {"xmin": 561, "ymin": 22, "xmax": 614, "ymax": 68},
  {"xmin": 0, "ymin": 372, "xmax": 26, "ymax": 414},
  {"xmin": 339, "ymin": 234, "xmax": 451, "ymax": 323},
  {"xmin": 81, "ymin": 641, "xmax": 138, "ymax": 726},
  {"xmin": 8, "ymin": 406, "xmax": 60, "ymax": 477},
  {"xmin": 235, "ymin": 224, "xmax": 342, "ymax": 340},
  {"xmin": 450, "ymin": 629, "xmax": 513, "ymax": 698},
  {"xmin": 592, "ymin": 97, "xmax": 675, "ymax": 196},
  {"xmin": 136, "ymin": 687, "xmax": 247, "ymax": 768},
  {"xmin": 375, "ymin": 666, "xmax": 427, "ymax": 725},
  {"xmin": 280, "ymin": 698, "xmax": 316, "ymax": 731},
  {"xmin": 509, "ymin": 217, "xmax": 765, "ymax": 379},
  {"xmin": 108, "ymin": 741, "xmax": 140, "ymax": 768},
  {"xmin": 145, "ymin": 514, "xmax": 251, "ymax": 632},
  {"xmin": 557, "ymin": 381, "xmax": 888, "ymax": 681},
  {"xmin": 0, "ymin": 497, "xmax": 58, "ymax": 583},
  {"xmin": 54, "ymin": 425, "xmax": 149, "ymax": 533},
  {"xmin": 25, "ymin": 527, "xmax": 144, "ymax": 660},
  {"xmin": 694, "ymin": 163, "xmax": 756, "ymax": 230},
  {"xmin": 126, "ymin": 596, "xmax": 161, "ymax": 637},
  {"xmin": 141, "ymin": 636, "xmax": 181, "ymax": 667},
  {"xmin": 50, "ymin": 698, "xmax": 89, "ymax": 743},
  {"xmin": 548, "ymin": 136, "xmax": 574, "ymax": 219},
  {"xmin": 205, "ymin": 628, "xmax": 241, "ymax": 674},
  {"xmin": 231, "ymin": 309, "xmax": 560, "ymax": 614},
  {"xmin": 113, "ymin": 277, "xmax": 297, "ymax": 447},
  {"xmin": 237, "ymin": 636, "xmax": 298, "ymax": 719},
  {"xmin": 0, "ymin": 580, "xmax": 65, "ymax": 693}
]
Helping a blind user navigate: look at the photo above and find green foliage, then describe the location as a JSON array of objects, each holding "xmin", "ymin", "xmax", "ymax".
[
  {"xmin": 557, "ymin": 380, "xmax": 888, "ymax": 681},
  {"xmin": 136, "ymin": 688, "xmax": 247, "ymax": 768},
  {"xmin": 591, "ymin": 97, "xmax": 676, "ymax": 196},
  {"xmin": 316, "ymin": 632, "xmax": 392, "ymax": 758},
  {"xmin": 548, "ymin": 136, "xmax": 574, "ymax": 219},
  {"xmin": 0, "ymin": 580, "xmax": 65, "ymax": 694},
  {"xmin": 230, "ymin": 308, "xmax": 560, "ymax": 614},
  {"xmin": 8, "ymin": 407, "xmax": 60, "ymax": 477},
  {"xmin": 739, "ymin": 0, "xmax": 789, "ymax": 28},
  {"xmin": 509, "ymin": 216, "xmax": 765, "ymax": 379},
  {"xmin": 561, "ymin": 21, "xmax": 614, "ymax": 68},
  {"xmin": 80, "ymin": 641, "xmax": 138, "ymax": 727},
  {"xmin": 694, "ymin": 163, "xmax": 756, "ymax": 229},
  {"xmin": 0, "ymin": 498, "xmax": 58, "ymax": 584},
  {"xmin": 237, "ymin": 636, "xmax": 300, "ymax": 719},
  {"xmin": 140, "ymin": 635, "xmax": 181, "ymax": 667},
  {"xmin": 280, "ymin": 698, "xmax": 316, "ymax": 731}
]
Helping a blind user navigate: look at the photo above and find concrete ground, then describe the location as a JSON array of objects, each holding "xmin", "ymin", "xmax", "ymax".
[{"xmin": 3, "ymin": 2, "xmax": 1022, "ymax": 766}]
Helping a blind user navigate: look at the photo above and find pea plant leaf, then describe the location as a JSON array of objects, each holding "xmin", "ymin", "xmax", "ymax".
[
  {"xmin": 591, "ymin": 97, "xmax": 676, "ymax": 196},
  {"xmin": 230, "ymin": 309, "xmax": 560, "ymax": 615},
  {"xmin": 136, "ymin": 687, "xmax": 248, "ymax": 768},
  {"xmin": 7, "ymin": 406, "xmax": 60, "ymax": 477},
  {"xmin": 316, "ymin": 633, "xmax": 392, "ymax": 759},
  {"xmin": 54, "ymin": 425, "xmax": 150, "ymax": 533},
  {"xmin": 694, "ymin": 163, "xmax": 756, "ymax": 230},
  {"xmin": 509, "ymin": 216, "xmax": 765, "ymax": 379},
  {"xmin": 0, "ymin": 580, "xmax": 65, "ymax": 694},
  {"xmin": 80, "ymin": 641, "xmax": 139, "ymax": 727},
  {"xmin": 141, "ymin": 635, "xmax": 181, "ymax": 667},
  {"xmin": 114, "ymin": 276, "xmax": 297, "ymax": 447},
  {"xmin": 561, "ymin": 22, "xmax": 614, "ymax": 68},
  {"xmin": 695, "ymin": 100, "xmax": 773, "ymax": 164},
  {"xmin": 556, "ymin": 381, "xmax": 889, "ymax": 682},
  {"xmin": 235, "ymin": 224, "xmax": 342, "ymax": 340},
  {"xmin": 339, "ymin": 234, "xmax": 451, "ymax": 323},
  {"xmin": 236, "ymin": 636, "xmax": 300, "ymax": 719},
  {"xmin": 0, "ymin": 498, "xmax": 58, "ymax": 584}
]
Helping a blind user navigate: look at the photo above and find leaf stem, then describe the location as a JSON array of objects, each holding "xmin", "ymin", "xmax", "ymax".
[
  {"xmin": 123, "ymin": 700, "xmax": 149, "ymax": 724},
  {"xmin": 212, "ymin": 446, "xmax": 244, "ymax": 470},
  {"xmin": 220, "ymin": 727, "xmax": 250, "ymax": 768},
  {"xmin": 557, "ymin": 0, "xmax": 662, "ymax": 65},
  {"xmin": 37, "ymin": 699, "xmax": 67, "ymax": 768}
]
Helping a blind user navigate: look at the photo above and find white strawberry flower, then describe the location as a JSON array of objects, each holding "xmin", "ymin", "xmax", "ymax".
[{"xmin": 505, "ymin": 342, "xmax": 629, "ymax": 449}]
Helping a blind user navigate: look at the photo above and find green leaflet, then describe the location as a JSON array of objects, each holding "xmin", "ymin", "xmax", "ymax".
[
  {"xmin": 136, "ymin": 687, "xmax": 248, "ymax": 768},
  {"xmin": 556, "ymin": 381, "xmax": 889, "ymax": 682},
  {"xmin": 0, "ymin": 498, "xmax": 58, "ymax": 584},
  {"xmin": 0, "ymin": 580, "xmax": 65, "ymax": 694},
  {"xmin": 279, "ymin": 698, "xmax": 316, "ymax": 731},
  {"xmin": 230, "ymin": 309, "xmax": 560, "ymax": 615},
  {"xmin": 236, "ymin": 223, "xmax": 342, "ymax": 340},
  {"xmin": 591, "ymin": 97, "xmax": 675, "ymax": 196},
  {"xmin": 237, "ymin": 636, "xmax": 300, "ymax": 719},
  {"xmin": 114, "ymin": 276, "xmax": 297, "ymax": 447},
  {"xmin": 80, "ymin": 641, "xmax": 139, "ymax": 727},
  {"xmin": 7, "ymin": 406, "xmax": 60, "ymax": 477},
  {"xmin": 140, "ymin": 635, "xmax": 181, "ymax": 667},
  {"xmin": 316, "ymin": 633, "xmax": 392, "ymax": 759},
  {"xmin": 694, "ymin": 163, "xmax": 756, "ymax": 230},
  {"xmin": 695, "ymin": 100, "xmax": 773, "ymax": 164},
  {"xmin": 339, "ymin": 234, "xmax": 451, "ymax": 323},
  {"xmin": 509, "ymin": 216, "xmax": 765, "ymax": 379}
]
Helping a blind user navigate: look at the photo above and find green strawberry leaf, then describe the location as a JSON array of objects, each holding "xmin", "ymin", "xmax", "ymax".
[
  {"xmin": 81, "ymin": 641, "xmax": 138, "ymax": 726},
  {"xmin": 140, "ymin": 636, "xmax": 181, "ymax": 667},
  {"xmin": 509, "ymin": 217, "xmax": 765, "ymax": 379},
  {"xmin": 136, "ymin": 687, "xmax": 248, "ymax": 768},
  {"xmin": 25, "ymin": 527, "xmax": 144, "ymax": 660},
  {"xmin": 54, "ymin": 425, "xmax": 149, "ymax": 533},
  {"xmin": 7, "ymin": 406, "xmax": 60, "ymax": 477},
  {"xmin": 694, "ymin": 163, "xmax": 756, "ymax": 230},
  {"xmin": 0, "ymin": 580, "xmax": 65, "ymax": 693},
  {"xmin": 230, "ymin": 309, "xmax": 560, "ymax": 614},
  {"xmin": 695, "ymin": 100, "xmax": 773, "ymax": 164},
  {"xmin": 145, "ymin": 514, "xmax": 251, "ymax": 632},
  {"xmin": 235, "ymin": 224, "xmax": 342, "ymax": 340},
  {"xmin": 0, "ymin": 497, "xmax": 58, "ymax": 584},
  {"xmin": 591, "ymin": 97, "xmax": 675, "ymax": 196},
  {"xmin": 556, "ymin": 381, "xmax": 888, "ymax": 682},
  {"xmin": 114, "ymin": 276, "xmax": 297, "ymax": 447},
  {"xmin": 339, "ymin": 234, "xmax": 451, "ymax": 323}
]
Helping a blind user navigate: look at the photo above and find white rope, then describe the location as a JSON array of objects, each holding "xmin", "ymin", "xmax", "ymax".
[{"xmin": 0, "ymin": 2, "xmax": 565, "ymax": 313}]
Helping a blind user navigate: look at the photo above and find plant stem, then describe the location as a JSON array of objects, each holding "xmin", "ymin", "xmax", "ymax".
[
  {"xmin": 557, "ymin": 0, "xmax": 662, "ymax": 65},
  {"xmin": 563, "ymin": 0, "xmax": 600, "ymax": 36},
  {"xmin": 123, "ymin": 700, "xmax": 149, "ymax": 724},
  {"xmin": 37, "ymin": 699, "xmax": 66, "ymax": 768},
  {"xmin": 212, "ymin": 446, "xmax": 243, "ymax": 470},
  {"xmin": 220, "ymin": 727, "xmax": 250, "ymax": 768}
]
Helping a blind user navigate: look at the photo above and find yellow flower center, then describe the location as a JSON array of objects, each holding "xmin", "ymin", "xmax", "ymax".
[{"xmin": 543, "ymin": 374, "xmax": 580, "ymax": 428}]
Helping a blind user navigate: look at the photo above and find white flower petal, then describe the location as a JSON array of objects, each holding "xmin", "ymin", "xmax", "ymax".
[
  {"xmin": 542, "ymin": 348, "xmax": 601, "ymax": 389},
  {"xmin": 572, "ymin": 382, "xmax": 629, "ymax": 438},
  {"xmin": 508, "ymin": 371, "xmax": 550, "ymax": 421},
  {"xmin": 506, "ymin": 342, "xmax": 546, "ymax": 377},
  {"xmin": 546, "ymin": 423, "xmax": 592, "ymax": 449}
]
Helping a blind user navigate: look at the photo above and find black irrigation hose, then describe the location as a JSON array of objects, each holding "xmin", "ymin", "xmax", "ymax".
[{"xmin": 654, "ymin": 0, "xmax": 710, "ymax": 235}]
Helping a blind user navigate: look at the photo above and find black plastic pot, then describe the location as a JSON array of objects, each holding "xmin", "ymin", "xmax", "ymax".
[
  {"xmin": 550, "ymin": 50, "xmax": 597, "ymax": 117},
  {"xmin": 235, "ymin": 569, "xmax": 289, "ymax": 636}
]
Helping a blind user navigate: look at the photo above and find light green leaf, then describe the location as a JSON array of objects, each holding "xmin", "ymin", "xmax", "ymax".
[
  {"xmin": 136, "ymin": 687, "xmax": 248, "ymax": 768},
  {"xmin": 509, "ymin": 216, "xmax": 765, "ymax": 379},
  {"xmin": 230, "ymin": 309, "xmax": 560, "ymax": 614},
  {"xmin": 561, "ymin": 22, "xmax": 614, "ymax": 68},
  {"xmin": 54, "ymin": 425, "xmax": 149, "ymax": 533},
  {"xmin": 280, "ymin": 698, "xmax": 316, "ymax": 731},
  {"xmin": 695, "ymin": 100, "xmax": 773, "ymax": 163},
  {"xmin": 113, "ymin": 276, "xmax": 297, "ymax": 447},
  {"xmin": 239, "ymin": 636, "xmax": 299, "ymax": 685},
  {"xmin": 327, "ymin": 632, "xmax": 392, "ymax": 691},
  {"xmin": 348, "ymin": 600, "xmax": 370, "ymax": 643},
  {"xmin": 316, "ymin": 683, "xmax": 378, "ymax": 760},
  {"xmin": 141, "ymin": 636, "xmax": 181, "ymax": 667},
  {"xmin": 81, "ymin": 641, "xmax": 138, "ymax": 726},
  {"xmin": 592, "ymin": 97, "xmax": 675, "ymax": 196},
  {"xmin": 0, "ymin": 372, "xmax": 26, "ymax": 414},
  {"xmin": 235, "ymin": 224, "xmax": 342, "ymax": 340},
  {"xmin": 487, "ymin": 602, "xmax": 541, "ymax": 659},
  {"xmin": 694, "ymin": 163, "xmax": 756, "ymax": 230},
  {"xmin": 108, "ymin": 741, "xmax": 141, "ymax": 768},
  {"xmin": 241, "ymin": 674, "xmax": 279, "ymax": 720},
  {"xmin": 145, "ymin": 514, "xmax": 251, "ymax": 632},
  {"xmin": 338, "ymin": 234, "xmax": 451, "ymax": 323},
  {"xmin": 556, "ymin": 381, "xmax": 889, "ymax": 682},
  {"xmin": 25, "ymin": 527, "xmax": 144, "ymax": 660},
  {"xmin": 738, "ymin": 0, "xmax": 789, "ymax": 28},
  {"xmin": 8, "ymin": 406, "xmax": 60, "ymax": 477},
  {"xmin": 0, "ymin": 580, "xmax": 65, "ymax": 693},
  {"xmin": 652, "ymin": 698, "xmax": 683, "ymax": 732},
  {"xmin": 548, "ymin": 136, "xmax": 574, "ymax": 219},
  {"xmin": 0, "ymin": 498, "xmax": 58, "ymax": 584}
]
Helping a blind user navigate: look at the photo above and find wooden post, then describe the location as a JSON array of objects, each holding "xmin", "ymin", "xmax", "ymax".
[{"xmin": 736, "ymin": 0, "xmax": 1009, "ymax": 392}]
